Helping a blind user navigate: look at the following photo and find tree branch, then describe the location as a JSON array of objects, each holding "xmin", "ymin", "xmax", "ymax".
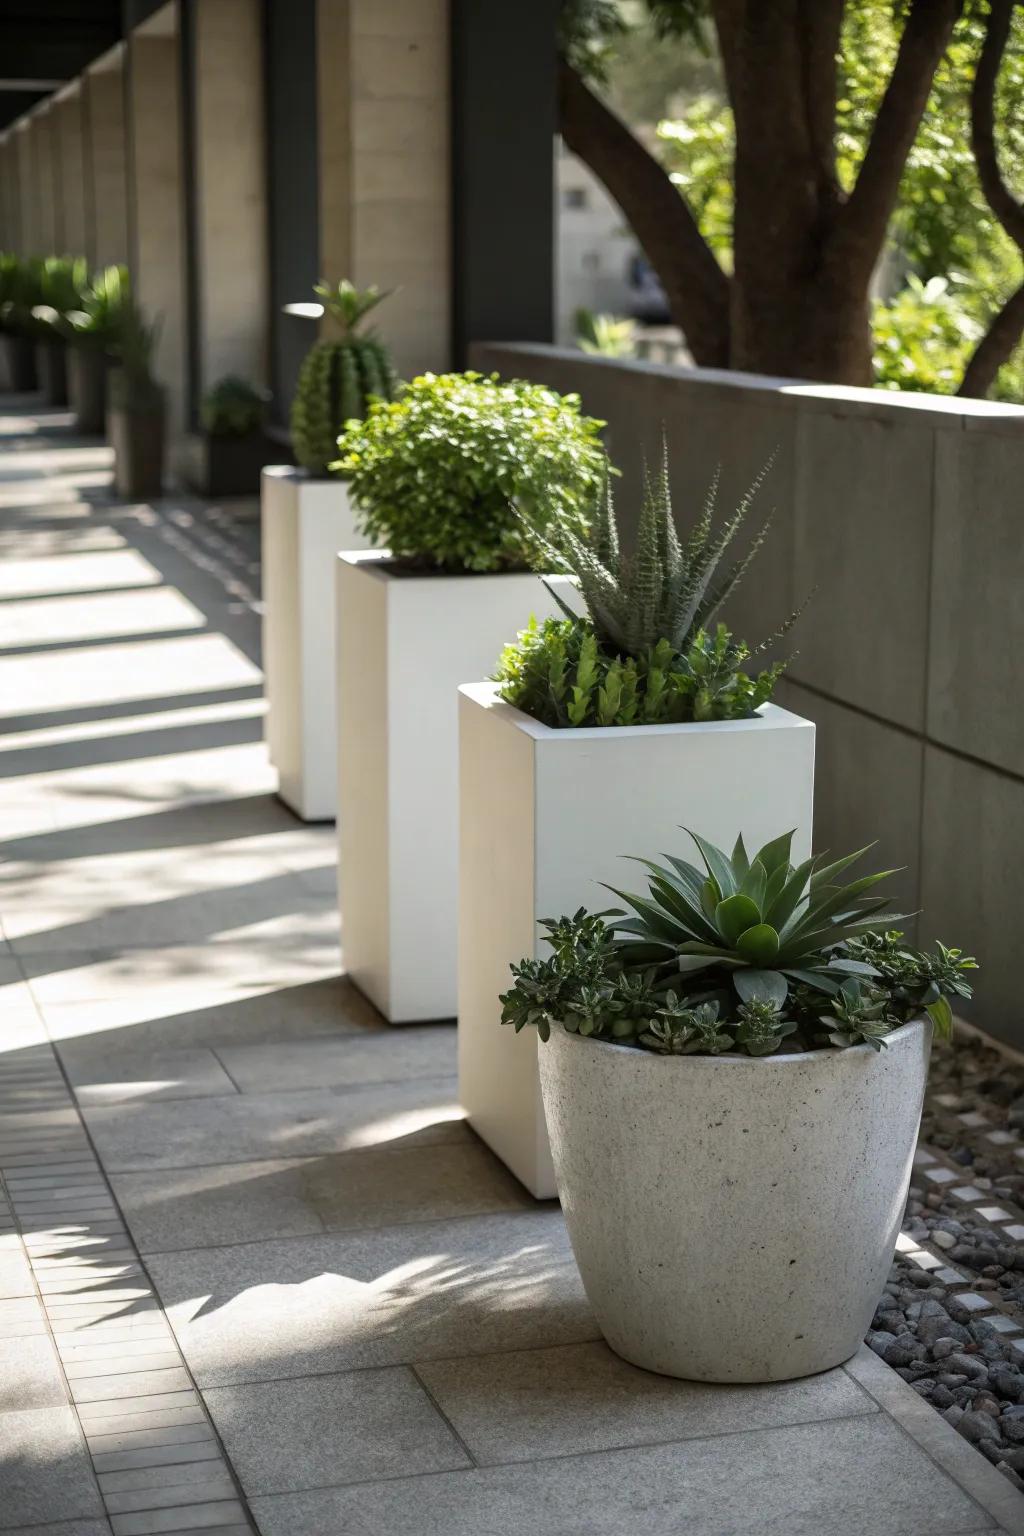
[
  {"xmin": 959, "ymin": 281, "xmax": 1024, "ymax": 397},
  {"xmin": 830, "ymin": 0, "xmax": 962, "ymax": 286},
  {"xmin": 557, "ymin": 57, "xmax": 731, "ymax": 368},
  {"xmin": 958, "ymin": 0, "xmax": 1024, "ymax": 397}
]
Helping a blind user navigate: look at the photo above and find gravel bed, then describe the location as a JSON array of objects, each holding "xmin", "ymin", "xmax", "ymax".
[{"xmin": 869, "ymin": 1030, "xmax": 1024, "ymax": 1491}]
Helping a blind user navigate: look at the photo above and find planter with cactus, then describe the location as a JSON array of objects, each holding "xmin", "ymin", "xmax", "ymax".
[
  {"xmin": 261, "ymin": 282, "xmax": 397, "ymax": 822},
  {"xmin": 458, "ymin": 454, "xmax": 815, "ymax": 1197},
  {"xmin": 500, "ymin": 832, "xmax": 975, "ymax": 1381},
  {"xmin": 335, "ymin": 372, "xmax": 607, "ymax": 1023}
]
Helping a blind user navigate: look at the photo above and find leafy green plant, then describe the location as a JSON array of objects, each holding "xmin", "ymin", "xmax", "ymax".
[
  {"xmin": 575, "ymin": 308, "xmax": 635, "ymax": 357},
  {"xmin": 107, "ymin": 297, "xmax": 162, "ymax": 414},
  {"xmin": 872, "ymin": 276, "xmax": 983, "ymax": 395},
  {"xmin": 30, "ymin": 255, "xmax": 90, "ymax": 339},
  {"xmin": 65, "ymin": 265, "xmax": 130, "ymax": 351},
  {"xmin": 290, "ymin": 280, "xmax": 396, "ymax": 474},
  {"xmin": 499, "ymin": 829, "xmax": 976, "ymax": 1057},
  {"xmin": 0, "ymin": 253, "xmax": 42, "ymax": 337},
  {"xmin": 335, "ymin": 370, "xmax": 609, "ymax": 573},
  {"xmin": 201, "ymin": 375, "xmax": 268, "ymax": 437}
]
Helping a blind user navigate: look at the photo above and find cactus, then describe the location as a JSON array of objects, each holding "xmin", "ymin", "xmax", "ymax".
[{"xmin": 289, "ymin": 280, "xmax": 397, "ymax": 474}]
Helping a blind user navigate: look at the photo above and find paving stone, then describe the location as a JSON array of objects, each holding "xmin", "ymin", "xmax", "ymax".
[
  {"xmin": 86, "ymin": 1422, "xmax": 217, "ymax": 1455},
  {"xmin": 64, "ymin": 1354, "xmax": 183, "ymax": 1379},
  {"xmin": 148, "ymin": 1210, "xmax": 597, "ymax": 1386},
  {"xmin": 0, "ymin": 1406, "xmax": 105, "ymax": 1528},
  {"xmin": 78, "ymin": 1390, "xmax": 201, "ymax": 1421},
  {"xmin": 248, "ymin": 1412, "xmax": 990, "ymax": 1536},
  {"xmin": 109, "ymin": 1501, "xmax": 248, "ymax": 1534},
  {"xmin": 0, "ymin": 1333, "xmax": 69, "ymax": 1410},
  {"xmin": 71, "ymin": 1368, "xmax": 194, "ymax": 1403},
  {"xmin": 955, "ymin": 1293, "xmax": 994, "ymax": 1313},
  {"xmin": 924, "ymin": 1166, "xmax": 957, "ymax": 1184},
  {"xmin": 205, "ymin": 1367, "xmax": 469, "ymax": 1496},
  {"xmin": 114, "ymin": 1142, "xmax": 529, "ymax": 1254},
  {"xmin": 103, "ymin": 1474, "xmax": 239, "ymax": 1515},
  {"xmin": 416, "ymin": 1340, "xmax": 877, "ymax": 1464},
  {"xmin": 0, "ymin": 1243, "xmax": 35, "ymax": 1297},
  {"xmin": 99, "ymin": 1456, "xmax": 228, "ymax": 1493},
  {"xmin": 84, "ymin": 1079, "xmax": 467, "ymax": 1171},
  {"xmin": 0, "ymin": 1294, "xmax": 48, "ymax": 1335},
  {"xmin": 93, "ymin": 1441, "xmax": 223, "ymax": 1475},
  {"xmin": 975, "ymin": 1205, "xmax": 1013, "ymax": 1222},
  {"xmin": 59, "ymin": 1046, "xmax": 240, "ymax": 1105},
  {"xmin": 217, "ymin": 1026, "xmax": 455, "ymax": 1094}
]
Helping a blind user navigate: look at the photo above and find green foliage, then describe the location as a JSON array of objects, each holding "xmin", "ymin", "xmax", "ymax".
[
  {"xmin": 30, "ymin": 255, "xmax": 90, "ymax": 338},
  {"xmin": 107, "ymin": 296, "xmax": 162, "ymax": 414},
  {"xmin": 575, "ymin": 308, "xmax": 635, "ymax": 357},
  {"xmin": 495, "ymin": 614, "xmax": 783, "ymax": 727},
  {"xmin": 0, "ymin": 252, "xmax": 41, "ymax": 335},
  {"xmin": 201, "ymin": 375, "xmax": 268, "ymax": 437},
  {"xmin": 872, "ymin": 276, "xmax": 983, "ymax": 394},
  {"xmin": 336, "ymin": 370, "xmax": 609, "ymax": 573},
  {"xmin": 290, "ymin": 280, "xmax": 397, "ymax": 475},
  {"xmin": 65, "ymin": 265, "xmax": 130, "ymax": 351},
  {"xmin": 499, "ymin": 830, "xmax": 976, "ymax": 1058}
]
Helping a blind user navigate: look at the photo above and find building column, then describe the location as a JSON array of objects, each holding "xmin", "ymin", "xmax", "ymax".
[
  {"xmin": 126, "ymin": 7, "xmax": 188, "ymax": 433},
  {"xmin": 15, "ymin": 121, "xmax": 37, "ymax": 254},
  {"xmin": 0, "ymin": 136, "xmax": 21, "ymax": 251},
  {"xmin": 32, "ymin": 106, "xmax": 60, "ymax": 253},
  {"xmin": 84, "ymin": 49, "xmax": 130, "ymax": 269},
  {"xmin": 315, "ymin": 0, "xmax": 452, "ymax": 380},
  {"xmin": 186, "ymin": 0, "xmax": 269, "ymax": 407},
  {"xmin": 53, "ymin": 86, "xmax": 89, "ymax": 260}
]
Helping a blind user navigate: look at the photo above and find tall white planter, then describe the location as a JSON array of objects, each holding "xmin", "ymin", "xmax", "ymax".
[
  {"xmin": 457, "ymin": 686, "xmax": 816, "ymax": 1197},
  {"xmin": 261, "ymin": 467, "xmax": 372, "ymax": 821},
  {"xmin": 540, "ymin": 1020, "xmax": 932, "ymax": 1382},
  {"xmin": 336, "ymin": 555, "xmax": 568, "ymax": 1023}
]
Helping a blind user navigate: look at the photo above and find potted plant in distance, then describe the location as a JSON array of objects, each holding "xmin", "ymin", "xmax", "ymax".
[
  {"xmin": 458, "ymin": 452, "xmax": 815, "ymax": 1196},
  {"xmin": 32, "ymin": 255, "xmax": 89, "ymax": 406},
  {"xmin": 0, "ymin": 253, "xmax": 39, "ymax": 392},
  {"xmin": 500, "ymin": 828, "xmax": 976, "ymax": 1382},
  {"xmin": 65, "ymin": 264, "xmax": 129, "ymax": 434},
  {"xmin": 262, "ymin": 280, "xmax": 397, "ymax": 822},
  {"xmin": 107, "ymin": 299, "xmax": 165, "ymax": 501},
  {"xmin": 335, "ymin": 370, "xmax": 607, "ymax": 1024},
  {"xmin": 180, "ymin": 375, "xmax": 271, "ymax": 497}
]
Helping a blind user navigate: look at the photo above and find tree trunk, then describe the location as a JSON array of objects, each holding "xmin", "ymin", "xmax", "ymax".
[{"xmin": 729, "ymin": 274, "xmax": 874, "ymax": 384}]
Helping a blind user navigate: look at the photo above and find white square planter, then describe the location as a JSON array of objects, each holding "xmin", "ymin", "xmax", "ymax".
[
  {"xmin": 261, "ymin": 467, "xmax": 373, "ymax": 821},
  {"xmin": 457, "ymin": 686, "xmax": 816, "ymax": 1197},
  {"xmin": 336, "ymin": 554, "xmax": 568, "ymax": 1023}
]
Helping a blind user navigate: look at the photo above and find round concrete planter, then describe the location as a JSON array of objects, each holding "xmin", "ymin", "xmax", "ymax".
[{"xmin": 539, "ymin": 1020, "xmax": 931, "ymax": 1383}]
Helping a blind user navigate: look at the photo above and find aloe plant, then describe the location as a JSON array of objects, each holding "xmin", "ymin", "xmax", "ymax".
[{"xmin": 289, "ymin": 280, "xmax": 397, "ymax": 474}]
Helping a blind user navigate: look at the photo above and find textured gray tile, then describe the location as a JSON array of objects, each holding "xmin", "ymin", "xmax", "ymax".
[
  {"xmin": 205, "ymin": 1368, "xmax": 469, "ymax": 1496},
  {"xmin": 0, "ymin": 1294, "xmax": 49, "ymax": 1336},
  {"xmin": 99, "ymin": 1456, "xmax": 228, "ymax": 1494},
  {"xmin": 86, "ymin": 1423, "xmax": 216, "ymax": 1455},
  {"xmin": 103, "ymin": 1473, "xmax": 238, "ymax": 1515},
  {"xmin": 59, "ymin": 1046, "xmax": 238, "ymax": 1105},
  {"xmin": 93, "ymin": 1442, "xmax": 222, "ymax": 1475},
  {"xmin": 113, "ymin": 1142, "xmax": 528, "ymax": 1253},
  {"xmin": 108, "ymin": 1501, "xmax": 247, "ymax": 1534},
  {"xmin": 416, "ymin": 1340, "xmax": 877, "ymax": 1464},
  {"xmin": 0, "ymin": 1406, "xmax": 105, "ymax": 1529},
  {"xmin": 0, "ymin": 1524, "xmax": 112, "ymax": 1536},
  {"xmin": 71, "ymin": 1367, "xmax": 193, "ymax": 1403},
  {"xmin": 217, "ymin": 1025, "xmax": 455, "ymax": 1094},
  {"xmin": 0, "ymin": 1242, "xmax": 35, "ymax": 1298},
  {"xmin": 83, "ymin": 1079, "xmax": 467, "ymax": 1170},
  {"xmin": 0, "ymin": 1333, "xmax": 69, "ymax": 1411},
  {"xmin": 248, "ymin": 1413, "xmax": 992, "ymax": 1536},
  {"xmin": 148, "ymin": 1210, "xmax": 596, "ymax": 1386}
]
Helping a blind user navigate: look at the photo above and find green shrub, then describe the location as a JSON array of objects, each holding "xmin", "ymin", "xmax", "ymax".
[
  {"xmin": 500, "ymin": 830, "xmax": 976, "ymax": 1057},
  {"xmin": 201, "ymin": 375, "xmax": 268, "ymax": 437},
  {"xmin": 872, "ymin": 276, "xmax": 983, "ymax": 394},
  {"xmin": 65, "ymin": 265, "xmax": 130, "ymax": 352},
  {"xmin": 495, "ymin": 446, "xmax": 796, "ymax": 727},
  {"xmin": 290, "ymin": 280, "xmax": 396, "ymax": 474},
  {"xmin": 0, "ymin": 253, "xmax": 42, "ymax": 337},
  {"xmin": 107, "ymin": 297, "xmax": 162, "ymax": 414},
  {"xmin": 336, "ymin": 370, "xmax": 609, "ymax": 573}
]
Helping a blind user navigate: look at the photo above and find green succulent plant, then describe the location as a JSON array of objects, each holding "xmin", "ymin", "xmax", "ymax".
[
  {"xmin": 289, "ymin": 279, "xmax": 396, "ymax": 474},
  {"xmin": 498, "ymin": 829, "xmax": 976, "ymax": 1058},
  {"xmin": 201, "ymin": 374, "xmax": 268, "ymax": 437}
]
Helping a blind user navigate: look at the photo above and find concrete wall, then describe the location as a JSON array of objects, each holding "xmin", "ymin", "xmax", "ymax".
[
  {"xmin": 472, "ymin": 343, "xmax": 1024, "ymax": 1051},
  {"xmin": 53, "ymin": 87, "xmax": 89, "ymax": 258},
  {"xmin": 316, "ymin": 0, "xmax": 451, "ymax": 379},
  {"xmin": 0, "ymin": 136, "xmax": 19, "ymax": 250},
  {"xmin": 15, "ymin": 122, "xmax": 36, "ymax": 253},
  {"xmin": 84, "ymin": 52, "xmax": 130, "ymax": 268},
  {"xmin": 127, "ymin": 17, "xmax": 188, "ymax": 432},
  {"xmin": 191, "ymin": 0, "xmax": 268, "ymax": 394}
]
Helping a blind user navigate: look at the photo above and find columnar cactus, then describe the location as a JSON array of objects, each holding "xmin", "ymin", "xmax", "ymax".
[{"xmin": 289, "ymin": 280, "xmax": 396, "ymax": 475}]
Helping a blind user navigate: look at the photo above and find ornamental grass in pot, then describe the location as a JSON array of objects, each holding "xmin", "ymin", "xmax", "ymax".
[
  {"xmin": 108, "ymin": 300, "xmax": 165, "ymax": 502},
  {"xmin": 0, "ymin": 252, "xmax": 40, "ymax": 391},
  {"xmin": 501, "ymin": 829, "xmax": 976, "ymax": 1382},
  {"xmin": 65, "ymin": 264, "xmax": 129, "ymax": 434},
  {"xmin": 333, "ymin": 370, "xmax": 607, "ymax": 1021},
  {"xmin": 195, "ymin": 375, "xmax": 271, "ymax": 496}
]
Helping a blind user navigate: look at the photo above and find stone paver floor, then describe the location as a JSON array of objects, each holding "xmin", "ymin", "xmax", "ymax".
[{"xmin": 0, "ymin": 392, "xmax": 1021, "ymax": 1536}]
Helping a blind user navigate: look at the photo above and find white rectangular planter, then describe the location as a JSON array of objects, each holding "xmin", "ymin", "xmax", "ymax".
[
  {"xmin": 457, "ymin": 686, "xmax": 816, "ymax": 1197},
  {"xmin": 261, "ymin": 467, "xmax": 373, "ymax": 821},
  {"xmin": 336, "ymin": 554, "xmax": 567, "ymax": 1023}
]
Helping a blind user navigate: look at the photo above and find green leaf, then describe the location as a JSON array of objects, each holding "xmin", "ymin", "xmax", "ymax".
[
  {"xmin": 926, "ymin": 994, "xmax": 954, "ymax": 1041},
  {"xmin": 686, "ymin": 829, "xmax": 738, "ymax": 899},
  {"xmin": 733, "ymin": 969, "xmax": 788, "ymax": 1006},
  {"xmin": 731, "ymin": 834, "xmax": 750, "ymax": 879},
  {"xmin": 739, "ymin": 857, "xmax": 768, "ymax": 911},
  {"xmin": 735, "ymin": 923, "xmax": 781, "ymax": 965},
  {"xmin": 755, "ymin": 829, "xmax": 795, "ymax": 877},
  {"xmin": 715, "ymin": 893, "xmax": 762, "ymax": 945},
  {"xmin": 809, "ymin": 845, "xmax": 875, "ymax": 890}
]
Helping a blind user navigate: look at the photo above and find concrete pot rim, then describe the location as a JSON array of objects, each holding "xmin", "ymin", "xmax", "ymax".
[
  {"xmin": 459, "ymin": 679, "xmax": 811, "ymax": 743},
  {"xmin": 261, "ymin": 463, "xmax": 349, "ymax": 485},
  {"xmin": 338, "ymin": 549, "xmax": 575, "ymax": 588},
  {"xmin": 550, "ymin": 1016, "xmax": 927, "ymax": 1069}
]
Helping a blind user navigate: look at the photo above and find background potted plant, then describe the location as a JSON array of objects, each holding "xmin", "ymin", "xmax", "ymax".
[
  {"xmin": 107, "ymin": 298, "xmax": 165, "ymax": 501},
  {"xmin": 500, "ymin": 827, "xmax": 976, "ymax": 1382},
  {"xmin": 31, "ymin": 255, "xmax": 89, "ymax": 406},
  {"xmin": 65, "ymin": 264, "xmax": 129, "ymax": 435},
  {"xmin": 335, "ymin": 369, "xmax": 607, "ymax": 1024},
  {"xmin": 458, "ymin": 452, "xmax": 815, "ymax": 1196},
  {"xmin": 0, "ymin": 253, "xmax": 39, "ymax": 392},
  {"xmin": 180, "ymin": 374, "xmax": 271, "ymax": 497},
  {"xmin": 262, "ymin": 280, "xmax": 397, "ymax": 822}
]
